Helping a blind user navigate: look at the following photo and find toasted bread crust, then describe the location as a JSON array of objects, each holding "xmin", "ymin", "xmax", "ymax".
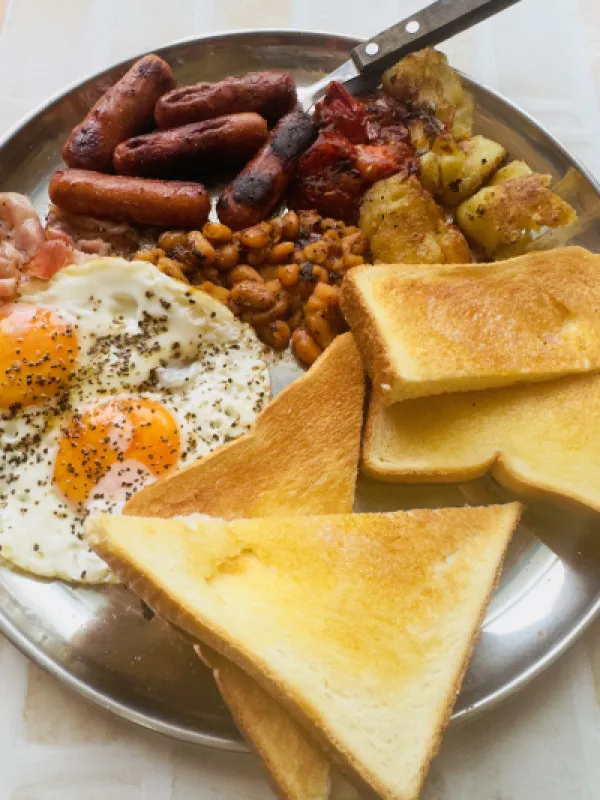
[
  {"xmin": 341, "ymin": 266, "xmax": 398, "ymax": 402},
  {"xmin": 342, "ymin": 247, "xmax": 600, "ymax": 404},
  {"xmin": 197, "ymin": 644, "xmax": 333, "ymax": 800},
  {"xmin": 362, "ymin": 388, "xmax": 498, "ymax": 482},
  {"xmin": 490, "ymin": 458, "xmax": 600, "ymax": 514}
]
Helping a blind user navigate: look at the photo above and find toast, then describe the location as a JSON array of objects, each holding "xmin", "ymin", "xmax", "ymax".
[
  {"xmin": 363, "ymin": 372, "xmax": 600, "ymax": 512},
  {"xmin": 124, "ymin": 333, "xmax": 364, "ymax": 519},
  {"xmin": 195, "ymin": 645, "xmax": 355, "ymax": 800},
  {"xmin": 88, "ymin": 505, "xmax": 520, "ymax": 800},
  {"xmin": 88, "ymin": 504, "xmax": 519, "ymax": 800},
  {"xmin": 341, "ymin": 247, "xmax": 600, "ymax": 404},
  {"xmin": 125, "ymin": 333, "xmax": 365, "ymax": 800}
]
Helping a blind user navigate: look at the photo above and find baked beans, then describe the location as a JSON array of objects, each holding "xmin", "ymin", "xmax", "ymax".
[{"xmin": 135, "ymin": 209, "xmax": 368, "ymax": 364}]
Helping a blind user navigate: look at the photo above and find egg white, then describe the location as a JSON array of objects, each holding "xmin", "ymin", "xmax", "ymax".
[{"xmin": 0, "ymin": 258, "xmax": 270, "ymax": 583}]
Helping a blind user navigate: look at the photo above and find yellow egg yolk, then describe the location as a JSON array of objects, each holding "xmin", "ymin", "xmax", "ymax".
[
  {"xmin": 0, "ymin": 304, "xmax": 77, "ymax": 409},
  {"xmin": 54, "ymin": 398, "xmax": 181, "ymax": 506}
]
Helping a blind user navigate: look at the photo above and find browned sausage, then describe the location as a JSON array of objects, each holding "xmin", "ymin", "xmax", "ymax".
[
  {"xmin": 155, "ymin": 71, "xmax": 297, "ymax": 129},
  {"xmin": 62, "ymin": 54, "xmax": 175, "ymax": 171},
  {"xmin": 217, "ymin": 109, "xmax": 317, "ymax": 230},
  {"xmin": 113, "ymin": 113, "xmax": 268, "ymax": 178},
  {"xmin": 49, "ymin": 169, "xmax": 209, "ymax": 228}
]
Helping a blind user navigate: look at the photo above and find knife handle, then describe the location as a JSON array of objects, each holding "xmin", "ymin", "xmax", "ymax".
[{"xmin": 351, "ymin": 0, "xmax": 522, "ymax": 75}]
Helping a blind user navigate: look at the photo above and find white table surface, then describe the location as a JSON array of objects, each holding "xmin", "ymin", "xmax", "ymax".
[{"xmin": 1, "ymin": 0, "xmax": 600, "ymax": 797}]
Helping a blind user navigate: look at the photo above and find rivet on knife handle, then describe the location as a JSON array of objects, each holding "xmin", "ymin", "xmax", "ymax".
[{"xmin": 351, "ymin": 0, "xmax": 522, "ymax": 76}]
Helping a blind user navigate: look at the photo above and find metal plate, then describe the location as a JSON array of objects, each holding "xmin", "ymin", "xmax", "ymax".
[{"xmin": 0, "ymin": 29, "xmax": 599, "ymax": 750}]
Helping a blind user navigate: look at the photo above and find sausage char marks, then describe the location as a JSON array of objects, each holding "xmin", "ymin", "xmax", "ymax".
[{"xmin": 218, "ymin": 109, "xmax": 317, "ymax": 230}]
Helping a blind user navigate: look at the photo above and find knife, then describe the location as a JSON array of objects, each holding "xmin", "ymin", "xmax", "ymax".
[{"xmin": 301, "ymin": 0, "xmax": 522, "ymax": 110}]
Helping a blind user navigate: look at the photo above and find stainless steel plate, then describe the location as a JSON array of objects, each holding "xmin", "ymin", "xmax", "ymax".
[{"xmin": 0, "ymin": 30, "xmax": 599, "ymax": 750}]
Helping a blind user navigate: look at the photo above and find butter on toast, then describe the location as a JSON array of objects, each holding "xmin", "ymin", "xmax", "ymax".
[
  {"xmin": 88, "ymin": 505, "xmax": 520, "ymax": 800},
  {"xmin": 125, "ymin": 333, "xmax": 365, "ymax": 800},
  {"xmin": 341, "ymin": 247, "xmax": 600, "ymax": 404},
  {"xmin": 363, "ymin": 373, "xmax": 600, "ymax": 512}
]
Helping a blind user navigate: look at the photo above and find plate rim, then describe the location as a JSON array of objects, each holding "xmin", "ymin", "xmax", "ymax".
[{"xmin": 0, "ymin": 26, "xmax": 599, "ymax": 750}]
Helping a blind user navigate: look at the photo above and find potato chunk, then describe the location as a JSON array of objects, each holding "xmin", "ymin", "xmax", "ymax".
[
  {"xmin": 411, "ymin": 121, "xmax": 466, "ymax": 196},
  {"xmin": 383, "ymin": 48, "xmax": 474, "ymax": 141},
  {"xmin": 413, "ymin": 122, "xmax": 506, "ymax": 205},
  {"xmin": 489, "ymin": 160, "xmax": 532, "ymax": 184},
  {"xmin": 457, "ymin": 171, "xmax": 576, "ymax": 260},
  {"xmin": 437, "ymin": 136, "xmax": 506, "ymax": 205},
  {"xmin": 360, "ymin": 174, "xmax": 471, "ymax": 264}
]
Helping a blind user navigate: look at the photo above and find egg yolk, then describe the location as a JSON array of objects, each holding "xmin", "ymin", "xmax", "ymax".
[
  {"xmin": 0, "ymin": 304, "xmax": 77, "ymax": 409},
  {"xmin": 54, "ymin": 398, "xmax": 181, "ymax": 506}
]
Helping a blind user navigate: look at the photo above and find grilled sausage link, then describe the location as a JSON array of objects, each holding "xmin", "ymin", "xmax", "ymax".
[
  {"xmin": 155, "ymin": 71, "xmax": 297, "ymax": 129},
  {"xmin": 62, "ymin": 54, "xmax": 175, "ymax": 171},
  {"xmin": 49, "ymin": 169, "xmax": 209, "ymax": 228},
  {"xmin": 217, "ymin": 109, "xmax": 317, "ymax": 230},
  {"xmin": 113, "ymin": 113, "xmax": 268, "ymax": 178}
]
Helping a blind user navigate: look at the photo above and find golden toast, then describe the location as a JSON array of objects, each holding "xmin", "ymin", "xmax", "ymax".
[
  {"xmin": 195, "ymin": 645, "xmax": 350, "ymax": 800},
  {"xmin": 125, "ymin": 333, "xmax": 365, "ymax": 800},
  {"xmin": 88, "ymin": 504, "xmax": 520, "ymax": 800},
  {"xmin": 363, "ymin": 372, "xmax": 600, "ymax": 512},
  {"xmin": 341, "ymin": 247, "xmax": 600, "ymax": 404},
  {"xmin": 124, "ymin": 333, "xmax": 364, "ymax": 519}
]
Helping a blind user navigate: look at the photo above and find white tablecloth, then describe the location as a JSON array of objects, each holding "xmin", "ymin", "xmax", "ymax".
[{"xmin": 1, "ymin": 0, "xmax": 600, "ymax": 796}]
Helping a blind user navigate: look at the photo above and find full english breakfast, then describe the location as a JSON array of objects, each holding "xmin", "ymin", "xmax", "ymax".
[
  {"xmin": 0, "ymin": 41, "xmax": 594, "ymax": 800},
  {"xmin": 2, "ymin": 49, "xmax": 578, "ymax": 366}
]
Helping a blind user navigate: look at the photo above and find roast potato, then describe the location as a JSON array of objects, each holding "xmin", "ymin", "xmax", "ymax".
[
  {"xmin": 360, "ymin": 174, "xmax": 471, "ymax": 264},
  {"xmin": 411, "ymin": 121, "xmax": 466, "ymax": 196},
  {"xmin": 413, "ymin": 123, "xmax": 506, "ymax": 205},
  {"xmin": 437, "ymin": 135, "xmax": 506, "ymax": 205},
  {"xmin": 383, "ymin": 48, "xmax": 474, "ymax": 141},
  {"xmin": 457, "ymin": 171, "xmax": 576, "ymax": 259},
  {"xmin": 489, "ymin": 160, "xmax": 532, "ymax": 184}
]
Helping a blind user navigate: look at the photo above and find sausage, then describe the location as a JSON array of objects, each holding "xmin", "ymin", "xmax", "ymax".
[
  {"xmin": 155, "ymin": 71, "xmax": 297, "ymax": 129},
  {"xmin": 217, "ymin": 109, "xmax": 317, "ymax": 230},
  {"xmin": 113, "ymin": 113, "xmax": 268, "ymax": 178},
  {"xmin": 49, "ymin": 170, "xmax": 209, "ymax": 228},
  {"xmin": 62, "ymin": 54, "xmax": 175, "ymax": 171}
]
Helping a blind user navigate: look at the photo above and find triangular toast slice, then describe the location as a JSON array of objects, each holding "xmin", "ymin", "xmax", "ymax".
[
  {"xmin": 124, "ymin": 333, "xmax": 364, "ymax": 519},
  {"xmin": 340, "ymin": 246, "xmax": 600, "ymax": 404},
  {"xmin": 363, "ymin": 373, "xmax": 600, "ymax": 512},
  {"xmin": 88, "ymin": 504, "xmax": 520, "ymax": 800},
  {"xmin": 125, "ymin": 333, "xmax": 365, "ymax": 800},
  {"xmin": 195, "ymin": 645, "xmax": 353, "ymax": 800}
]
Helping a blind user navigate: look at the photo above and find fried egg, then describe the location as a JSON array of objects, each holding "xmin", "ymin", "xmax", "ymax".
[{"xmin": 0, "ymin": 258, "xmax": 270, "ymax": 583}]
